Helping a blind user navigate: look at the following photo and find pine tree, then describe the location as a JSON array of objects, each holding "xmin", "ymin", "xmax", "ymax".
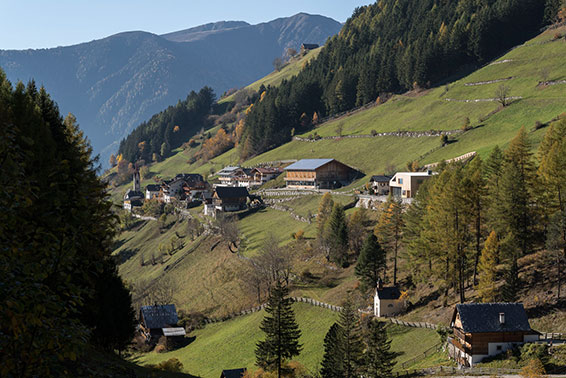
[
  {"xmin": 256, "ymin": 281, "xmax": 302, "ymax": 377},
  {"xmin": 375, "ymin": 196, "xmax": 404, "ymax": 284},
  {"xmin": 355, "ymin": 234, "xmax": 387, "ymax": 291},
  {"xmin": 362, "ymin": 317, "xmax": 396, "ymax": 378},
  {"xmin": 326, "ymin": 204, "xmax": 349, "ymax": 267},
  {"xmin": 501, "ymin": 259, "xmax": 520, "ymax": 302},
  {"xmin": 348, "ymin": 208, "xmax": 367, "ymax": 256},
  {"xmin": 485, "ymin": 146, "xmax": 505, "ymax": 258},
  {"xmin": 320, "ymin": 323, "xmax": 344, "ymax": 378},
  {"xmin": 477, "ymin": 231, "xmax": 499, "ymax": 302},
  {"xmin": 339, "ymin": 299, "xmax": 364, "ymax": 378}
]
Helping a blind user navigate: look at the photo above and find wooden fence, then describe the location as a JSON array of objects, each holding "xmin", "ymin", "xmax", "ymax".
[{"xmin": 389, "ymin": 317, "xmax": 439, "ymax": 330}]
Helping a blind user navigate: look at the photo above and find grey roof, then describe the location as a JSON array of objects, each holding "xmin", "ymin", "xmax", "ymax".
[
  {"xmin": 284, "ymin": 159, "xmax": 334, "ymax": 171},
  {"xmin": 140, "ymin": 304, "xmax": 179, "ymax": 329},
  {"xmin": 124, "ymin": 189, "xmax": 144, "ymax": 200},
  {"xmin": 376, "ymin": 287, "xmax": 402, "ymax": 300},
  {"xmin": 454, "ymin": 303, "xmax": 532, "ymax": 333},
  {"xmin": 175, "ymin": 173, "xmax": 204, "ymax": 182},
  {"xmin": 215, "ymin": 186, "xmax": 249, "ymax": 199},
  {"xmin": 146, "ymin": 184, "xmax": 161, "ymax": 191},
  {"xmin": 221, "ymin": 368, "xmax": 247, "ymax": 378},
  {"xmin": 218, "ymin": 166, "xmax": 240, "ymax": 176},
  {"xmin": 370, "ymin": 175, "xmax": 392, "ymax": 182},
  {"xmin": 162, "ymin": 327, "xmax": 186, "ymax": 337}
]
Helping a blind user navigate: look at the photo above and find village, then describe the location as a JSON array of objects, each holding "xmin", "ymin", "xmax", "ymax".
[{"xmin": 123, "ymin": 158, "xmax": 435, "ymax": 217}]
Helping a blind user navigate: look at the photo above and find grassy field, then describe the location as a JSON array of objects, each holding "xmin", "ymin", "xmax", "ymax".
[
  {"xmin": 134, "ymin": 303, "xmax": 444, "ymax": 378},
  {"xmin": 135, "ymin": 302, "xmax": 338, "ymax": 378}
]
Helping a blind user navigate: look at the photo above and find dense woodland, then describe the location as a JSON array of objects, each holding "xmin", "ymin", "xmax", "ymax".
[
  {"xmin": 0, "ymin": 70, "xmax": 135, "ymax": 376},
  {"xmin": 117, "ymin": 86, "xmax": 216, "ymax": 163},
  {"xmin": 240, "ymin": 0, "xmax": 558, "ymax": 158}
]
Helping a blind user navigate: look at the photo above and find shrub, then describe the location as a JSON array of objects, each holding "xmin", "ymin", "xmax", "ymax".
[
  {"xmin": 371, "ymin": 129, "xmax": 378, "ymax": 136},
  {"xmin": 154, "ymin": 344, "xmax": 166, "ymax": 353},
  {"xmin": 521, "ymin": 344, "xmax": 549, "ymax": 364},
  {"xmin": 533, "ymin": 121, "xmax": 544, "ymax": 130},
  {"xmin": 520, "ymin": 358, "xmax": 546, "ymax": 378},
  {"xmin": 156, "ymin": 358, "xmax": 184, "ymax": 372},
  {"xmin": 294, "ymin": 229, "xmax": 305, "ymax": 240}
]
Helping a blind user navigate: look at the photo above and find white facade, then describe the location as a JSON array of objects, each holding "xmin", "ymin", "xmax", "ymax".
[{"xmin": 389, "ymin": 171, "xmax": 432, "ymax": 198}]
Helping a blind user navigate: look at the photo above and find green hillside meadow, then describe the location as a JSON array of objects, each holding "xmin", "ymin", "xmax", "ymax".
[{"xmin": 135, "ymin": 303, "xmax": 444, "ymax": 378}]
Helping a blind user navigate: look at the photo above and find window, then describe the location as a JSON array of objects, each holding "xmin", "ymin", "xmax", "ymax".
[
  {"xmin": 388, "ymin": 304, "xmax": 394, "ymax": 308},
  {"xmin": 398, "ymin": 178, "xmax": 403, "ymax": 184},
  {"xmin": 496, "ymin": 345, "xmax": 502, "ymax": 351}
]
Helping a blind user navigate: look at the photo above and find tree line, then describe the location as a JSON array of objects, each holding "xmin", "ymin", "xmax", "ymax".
[
  {"xmin": 117, "ymin": 86, "xmax": 216, "ymax": 164},
  {"xmin": 239, "ymin": 0, "xmax": 555, "ymax": 159},
  {"xmin": 0, "ymin": 70, "xmax": 136, "ymax": 376}
]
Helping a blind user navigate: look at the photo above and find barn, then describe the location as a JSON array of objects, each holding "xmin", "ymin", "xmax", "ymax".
[{"xmin": 284, "ymin": 159, "xmax": 360, "ymax": 189}]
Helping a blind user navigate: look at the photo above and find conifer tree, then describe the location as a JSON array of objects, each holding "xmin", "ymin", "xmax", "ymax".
[
  {"xmin": 403, "ymin": 182, "xmax": 432, "ymax": 281},
  {"xmin": 320, "ymin": 323, "xmax": 344, "ymax": 378},
  {"xmin": 485, "ymin": 146, "xmax": 505, "ymax": 256},
  {"xmin": 348, "ymin": 208, "xmax": 368, "ymax": 255},
  {"xmin": 326, "ymin": 204, "xmax": 349, "ymax": 266},
  {"xmin": 375, "ymin": 196, "xmax": 404, "ymax": 284},
  {"xmin": 362, "ymin": 317, "xmax": 396, "ymax": 378},
  {"xmin": 256, "ymin": 281, "xmax": 302, "ymax": 378},
  {"xmin": 339, "ymin": 299, "xmax": 364, "ymax": 378},
  {"xmin": 501, "ymin": 259, "xmax": 520, "ymax": 302},
  {"xmin": 355, "ymin": 234, "xmax": 387, "ymax": 291},
  {"xmin": 477, "ymin": 231, "xmax": 499, "ymax": 303}
]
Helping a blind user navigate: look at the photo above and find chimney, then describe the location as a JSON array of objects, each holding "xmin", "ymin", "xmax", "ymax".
[{"xmin": 499, "ymin": 312, "xmax": 505, "ymax": 325}]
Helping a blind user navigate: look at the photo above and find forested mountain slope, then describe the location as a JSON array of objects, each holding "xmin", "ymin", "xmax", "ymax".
[
  {"xmin": 0, "ymin": 13, "xmax": 341, "ymax": 166},
  {"xmin": 240, "ymin": 0, "xmax": 557, "ymax": 158}
]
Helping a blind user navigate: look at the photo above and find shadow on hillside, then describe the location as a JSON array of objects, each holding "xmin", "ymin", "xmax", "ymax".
[
  {"xmin": 526, "ymin": 298, "xmax": 566, "ymax": 319},
  {"xmin": 406, "ymin": 289, "xmax": 441, "ymax": 312},
  {"xmin": 113, "ymin": 248, "xmax": 139, "ymax": 265}
]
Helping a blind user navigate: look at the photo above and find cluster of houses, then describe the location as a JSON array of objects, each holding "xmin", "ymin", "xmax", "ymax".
[{"xmin": 124, "ymin": 158, "xmax": 436, "ymax": 216}]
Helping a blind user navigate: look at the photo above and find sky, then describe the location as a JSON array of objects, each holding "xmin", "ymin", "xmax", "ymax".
[{"xmin": 1, "ymin": 0, "xmax": 374, "ymax": 50}]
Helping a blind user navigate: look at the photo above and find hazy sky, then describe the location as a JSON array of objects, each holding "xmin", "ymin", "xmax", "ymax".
[{"xmin": 2, "ymin": 0, "xmax": 374, "ymax": 50}]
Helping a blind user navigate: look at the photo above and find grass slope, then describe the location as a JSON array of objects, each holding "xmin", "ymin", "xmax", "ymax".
[{"xmin": 135, "ymin": 303, "xmax": 443, "ymax": 378}]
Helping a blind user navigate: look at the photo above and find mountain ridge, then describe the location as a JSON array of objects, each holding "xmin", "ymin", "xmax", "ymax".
[{"xmin": 0, "ymin": 13, "xmax": 342, "ymax": 166}]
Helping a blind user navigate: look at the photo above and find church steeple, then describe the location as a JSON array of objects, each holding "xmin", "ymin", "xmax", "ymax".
[{"xmin": 133, "ymin": 169, "xmax": 140, "ymax": 192}]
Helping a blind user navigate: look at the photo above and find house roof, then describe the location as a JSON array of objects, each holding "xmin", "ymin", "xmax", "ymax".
[
  {"xmin": 376, "ymin": 286, "xmax": 402, "ymax": 300},
  {"xmin": 221, "ymin": 368, "xmax": 247, "ymax": 378},
  {"xmin": 215, "ymin": 186, "xmax": 249, "ymax": 199},
  {"xmin": 302, "ymin": 43, "xmax": 319, "ymax": 49},
  {"xmin": 253, "ymin": 167, "xmax": 281, "ymax": 174},
  {"xmin": 453, "ymin": 303, "xmax": 532, "ymax": 333},
  {"xmin": 124, "ymin": 189, "xmax": 144, "ymax": 200},
  {"xmin": 175, "ymin": 173, "xmax": 203, "ymax": 182},
  {"xmin": 146, "ymin": 184, "xmax": 161, "ymax": 192},
  {"xmin": 218, "ymin": 166, "xmax": 241, "ymax": 176},
  {"xmin": 370, "ymin": 175, "xmax": 392, "ymax": 182},
  {"xmin": 392, "ymin": 171, "xmax": 432, "ymax": 177},
  {"xmin": 140, "ymin": 304, "xmax": 179, "ymax": 329},
  {"xmin": 162, "ymin": 327, "xmax": 186, "ymax": 337},
  {"xmin": 284, "ymin": 159, "xmax": 335, "ymax": 171}
]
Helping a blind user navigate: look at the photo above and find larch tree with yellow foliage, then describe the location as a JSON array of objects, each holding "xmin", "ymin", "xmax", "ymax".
[{"xmin": 477, "ymin": 231, "xmax": 499, "ymax": 302}]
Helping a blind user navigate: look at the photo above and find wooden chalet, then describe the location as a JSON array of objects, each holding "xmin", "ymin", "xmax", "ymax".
[
  {"xmin": 139, "ymin": 304, "xmax": 186, "ymax": 346},
  {"xmin": 213, "ymin": 186, "xmax": 249, "ymax": 212},
  {"xmin": 161, "ymin": 173, "xmax": 206, "ymax": 203},
  {"xmin": 301, "ymin": 43, "xmax": 319, "ymax": 51},
  {"xmin": 220, "ymin": 368, "xmax": 247, "ymax": 378},
  {"xmin": 217, "ymin": 166, "xmax": 241, "ymax": 186},
  {"xmin": 284, "ymin": 159, "xmax": 360, "ymax": 189},
  {"xmin": 251, "ymin": 167, "xmax": 282, "ymax": 186},
  {"xmin": 448, "ymin": 303, "xmax": 539, "ymax": 367}
]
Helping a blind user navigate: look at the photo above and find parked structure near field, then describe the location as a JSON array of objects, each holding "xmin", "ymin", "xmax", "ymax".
[
  {"xmin": 448, "ymin": 303, "xmax": 539, "ymax": 367},
  {"xmin": 284, "ymin": 158, "xmax": 361, "ymax": 189},
  {"xmin": 139, "ymin": 304, "xmax": 186, "ymax": 347},
  {"xmin": 369, "ymin": 175, "xmax": 392, "ymax": 195},
  {"xmin": 373, "ymin": 279, "xmax": 405, "ymax": 317},
  {"xmin": 389, "ymin": 171, "xmax": 433, "ymax": 198},
  {"xmin": 213, "ymin": 186, "xmax": 249, "ymax": 212}
]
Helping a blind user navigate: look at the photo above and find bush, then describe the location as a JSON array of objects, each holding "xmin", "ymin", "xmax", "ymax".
[
  {"xmin": 533, "ymin": 120, "xmax": 544, "ymax": 130},
  {"xmin": 156, "ymin": 358, "xmax": 184, "ymax": 372},
  {"xmin": 294, "ymin": 229, "xmax": 305, "ymax": 240},
  {"xmin": 521, "ymin": 344, "xmax": 549, "ymax": 364},
  {"xmin": 371, "ymin": 129, "xmax": 377, "ymax": 136},
  {"xmin": 521, "ymin": 358, "xmax": 546, "ymax": 378}
]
